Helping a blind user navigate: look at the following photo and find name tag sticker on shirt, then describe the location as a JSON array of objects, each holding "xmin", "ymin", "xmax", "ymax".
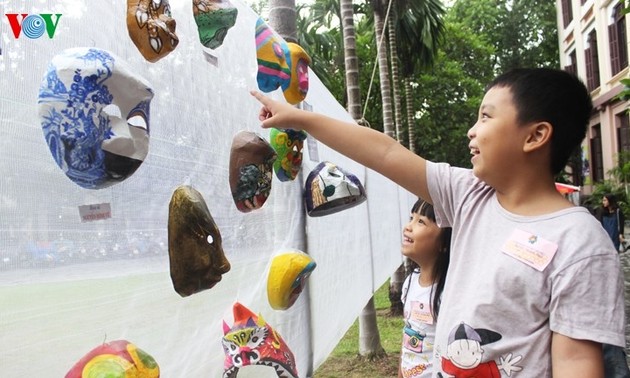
[
  {"xmin": 501, "ymin": 229, "xmax": 558, "ymax": 271},
  {"xmin": 410, "ymin": 301, "xmax": 433, "ymax": 325}
]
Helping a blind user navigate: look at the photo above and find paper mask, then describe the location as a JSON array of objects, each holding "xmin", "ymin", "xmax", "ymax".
[
  {"xmin": 38, "ymin": 47, "xmax": 153, "ymax": 189},
  {"xmin": 127, "ymin": 0, "xmax": 179, "ymax": 62},
  {"xmin": 269, "ymin": 128, "xmax": 306, "ymax": 182},
  {"xmin": 229, "ymin": 131, "xmax": 277, "ymax": 212},
  {"xmin": 222, "ymin": 302, "xmax": 298, "ymax": 378},
  {"xmin": 168, "ymin": 185, "xmax": 230, "ymax": 297},
  {"xmin": 193, "ymin": 0, "xmax": 238, "ymax": 49},
  {"xmin": 254, "ymin": 18, "xmax": 310, "ymax": 105},
  {"xmin": 267, "ymin": 250, "xmax": 316, "ymax": 310},
  {"xmin": 304, "ymin": 161, "xmax": 367, "ymax": 217},
  {"xmin": 284, "ymin": 43, "xmax": 310, "ymax": 105},
  {"xmin": 65, "ymin": 340, "xmax": 159, "ymax": 378}
]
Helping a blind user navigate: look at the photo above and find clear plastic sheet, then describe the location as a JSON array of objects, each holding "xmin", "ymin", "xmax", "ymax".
[{"xmin": 0, "ymin": 0, "xmax": 410, "ymax": 375}]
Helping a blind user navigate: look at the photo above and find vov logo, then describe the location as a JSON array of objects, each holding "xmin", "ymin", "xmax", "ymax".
[{"xmin": 5, "ymin": 13, "xmax": 62, "ymax": 39}]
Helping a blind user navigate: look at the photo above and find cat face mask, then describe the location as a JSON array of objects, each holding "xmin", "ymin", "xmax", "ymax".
[
  {"xmin": 222, "ymin": 302, "xmax": 298, "ymax": 378},
  {"xmin": 38, "ymin": 47, "xmax": 153, "ymax": 189}
]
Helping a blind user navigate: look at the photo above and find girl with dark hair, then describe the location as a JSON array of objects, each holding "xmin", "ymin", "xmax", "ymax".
[
  {"xmin": 598, "ymin": 193, "xmax": 625, "ymax": 252},
  {"xmin": 595, "ymin": 194, "xmax": 630, "ymax": 378},
  {"xmin": 399, "ymin": 198, "xmax": 451, "ymax": 378}
]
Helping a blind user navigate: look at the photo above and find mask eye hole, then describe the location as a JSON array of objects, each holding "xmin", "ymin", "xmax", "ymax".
[{"xmin": 128, "ymin": 115, "xmax": 147, "ymax": 130}]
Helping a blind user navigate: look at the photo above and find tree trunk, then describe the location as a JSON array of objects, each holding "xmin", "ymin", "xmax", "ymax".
[
  {"xmin": 268, "ymin": 0, "xmax": 298, "ymax": 43},
  {"xmin": 373, "ymin": 0, "xmax": 395, "ymax": 139},
  {"xmin": 389, "ymin": 263, "xmax": 405, "ymax": 316},
  {"xmin": 359, "ymin": 297, "xmax": 386, "ymax": 359},
  {"xmin": 387, "ymin": 7, "xmax": 404, "ymax": 145},
  {"xmin": 340, "ymin": 0, "xmax": 386, "ymax": 359},
  {"xmin": 405, "ymin": 78, "xmax": 416, "ymax": 153},
  {"xmin": 340, "ymin": 0, "xmax": 361, "ymax": 121}
]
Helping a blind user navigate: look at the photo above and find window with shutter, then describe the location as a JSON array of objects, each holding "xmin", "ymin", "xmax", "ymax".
[
  {"xmin": 564, "ymin": 51, "xmax": 577, "ymax": 75},
  {"xmin": 585, "ymin": 47, "xmax": 594, "ymax": 90},
  {"xmin": 618, "ymin": 114, "xmax": 630, "ymax": 154},
  {"xmin": 616, "ymin": 4, "xmax": 628, "ymax": 70},
  {"xmin": 562, "ymin": 0, "xmax": 573, "ymax": 28},
  {"xmin": 610, "ymin": 23, "xmax": 621, "ymax": 75},
  {"xmin": 591, "ymin": 125, "xmax": 604, "ymax": 182},
  {"xmin": 590, "ymin": 31, "xmax": 600, "ymax": 89}
]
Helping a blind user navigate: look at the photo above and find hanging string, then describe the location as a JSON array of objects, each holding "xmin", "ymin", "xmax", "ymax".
[{"xmin": 361, "ymin": 0, "xmax": 395, "ymax": 122}]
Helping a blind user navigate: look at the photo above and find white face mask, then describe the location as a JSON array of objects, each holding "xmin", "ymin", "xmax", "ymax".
[
  {"xmin": 38, "ymin": 47, "xmax": 154, "ymax": 189},
  {"xmin": 305, "ymin": 161, "xmax": 366, "ymax": 217}
]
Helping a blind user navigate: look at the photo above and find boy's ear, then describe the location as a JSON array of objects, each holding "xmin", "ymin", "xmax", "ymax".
[{"xmin": 523, "ymin": 122, "xmax": 552, "ymax": 152}]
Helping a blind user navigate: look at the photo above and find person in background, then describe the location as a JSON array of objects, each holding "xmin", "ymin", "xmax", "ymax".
[
  {"xmin": 594, "ymin": 193, "xmax": 630, "ymax": 378},
  {"xmin": 399, "ymin": 198, "xmax": 451, "ymax": 378},
  {"xmin": 597, "ymin": 194, "xmax": 625, "ymax": 252}
]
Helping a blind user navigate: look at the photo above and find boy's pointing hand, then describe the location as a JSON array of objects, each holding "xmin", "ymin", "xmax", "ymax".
[{"xmin": 250, "ymin": 90, "xmax": 304, "ymax": 130}]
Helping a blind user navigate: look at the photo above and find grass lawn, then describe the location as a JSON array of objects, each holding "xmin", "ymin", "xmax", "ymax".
[{"xmin": 313, "ymin": 281, "xmax": 403, "ymax": 378}]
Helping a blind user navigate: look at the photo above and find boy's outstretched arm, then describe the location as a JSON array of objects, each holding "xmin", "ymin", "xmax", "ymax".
[
  {"xmin": 250, "ymin": 91, "xmax": 431, "ymax": 202},
  {"xmin": 551, "ymin": 333, "xmax": 603, "ymax": 378}
]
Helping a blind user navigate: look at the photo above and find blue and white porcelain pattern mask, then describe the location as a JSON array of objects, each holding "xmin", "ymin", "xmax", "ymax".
[{"xmin": 38, "ymin": 47, "xmax": 153, "ymax": 189}]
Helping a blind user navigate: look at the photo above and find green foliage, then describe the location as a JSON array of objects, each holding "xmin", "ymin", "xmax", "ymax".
[
  {"xmin": 248, "ymin": 0, "xmax": 268, "ymax": 15},
  {"xmin": 620, "ymin": 0, "xmax": 629, "ymax": 15},
  {"xmin": 296, "ymin": 3, "xmax": 346, "ymax": 93},
  {"xmin": 411, "ymin": 21, "xmax": 494, "ymax": 167},
  {"xmin": 583, "ymin": 181, "xmax": 629, "ymax": 218},
  {"xmin": 615, "ymin": 78, "xmax": 630, "ymax": 102},
  {"xmin": 298, "ymin": 0, "xmax": 560, "ymax": 166},
  {"xmin": 584, "ymin": 151, "xmax": 630, "ymax": 217},
  {"xmin": 396, "ymin": 0, "xmax": 446, "ymax": 76},
  {"xmin": 450, "ymin": 0, "xmax": 559, "ymax": 73},
  {"xmin": 609, "ymin": 151, "xmax": 630, "ymax": 186}
]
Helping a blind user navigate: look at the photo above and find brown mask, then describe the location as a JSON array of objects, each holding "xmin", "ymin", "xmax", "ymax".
[
  {"xmin": 229, "ymin": 131, "xmax": 277, "ymax": 212},
  {"xmin": 127, "ymin": 0, "xmax": 179, "ymax": 62},
  {"xmin": 168, "ymin": 185, "xmax": 230, "ymax": 297}
]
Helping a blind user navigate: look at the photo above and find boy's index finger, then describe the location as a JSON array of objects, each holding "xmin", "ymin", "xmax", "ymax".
[{"xmin": 250, "ymin": 90, "xmax": 269, "ymax": 105}]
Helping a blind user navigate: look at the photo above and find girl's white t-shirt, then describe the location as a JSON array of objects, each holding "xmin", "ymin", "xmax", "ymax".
[{"xmin": 400, "ymin": 271, "xmax": 437, "ymax": 378}]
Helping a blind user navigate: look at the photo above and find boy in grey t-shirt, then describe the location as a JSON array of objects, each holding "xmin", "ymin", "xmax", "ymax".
[
  {"xmin": 427, "ymin": 161, "xmax": 624, "ymax": 377},
  {"xmin": 251, "ymin": 68, "xmax": 625, "ymax": 377}
]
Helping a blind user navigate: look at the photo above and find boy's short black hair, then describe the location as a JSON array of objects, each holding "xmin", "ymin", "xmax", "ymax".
[{"xmin": 488, "ymin": 68, "xmax": 593, "ymax": 175}]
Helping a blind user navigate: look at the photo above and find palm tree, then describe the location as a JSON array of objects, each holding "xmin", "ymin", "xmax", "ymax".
[
  {"xmin": 395, "ymin": 0, "xmax": 445, "ymax": 153},
  {"xmin": 388, "ymin": 6, "xmax": 405, "ymax": 144},
  {"xmin": 341, "ymin": 0, "xmax": 361, "ymax": 120},
  {"xmin": 371, "ymin": 0, "xmax": 395, "ymax": 139},
  {"xmin": 268, "ymin": 0, "xmax": 317, "ymax": 374},
  {"xmin": 297, "ymin": 0, "xmax": 387, "ymax": 360},
  {"xmin": 386, "ymin": 0, "xmax": 444, "ymax": 316},
  {"xmin": 269, "ymin": 0, "xmax": 298, "ymax": 42},
  {"xmin": 339, "ymin": 0, "xmax": 386, "ymax": 359}
]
